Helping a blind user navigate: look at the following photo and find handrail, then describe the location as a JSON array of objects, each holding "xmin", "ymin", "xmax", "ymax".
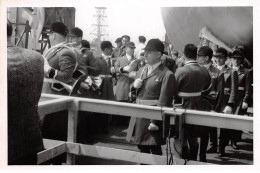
[
  {"xmin": 38, "ymin": 93, "xmax": 253, "ymax": 165},
  {"xmin": 39, "ymin": 93, "xmax": 253, "ymax": 132}
]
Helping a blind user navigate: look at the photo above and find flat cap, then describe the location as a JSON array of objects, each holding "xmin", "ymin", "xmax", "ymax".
[
  {"xmin": 125, "ymin": 42, "xmax": 136, "ymax": 48},
  {"xmin": 214, "ymin": 47, "xmax": 228, "ymax": 57}
]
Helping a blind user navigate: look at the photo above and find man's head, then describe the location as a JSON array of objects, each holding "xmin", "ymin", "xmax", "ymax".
[
  {"xmin": 138, "ymin": 36, "xmax": 146, "ymax": 44},
  {"xmin": 143, "ymin": 39, "xmax": 164, "ymax": 65},
  {"xmin": 47, "ymin": 22, "xmax": 68, "ymax": 46},
  {"xmin": 183, "ymin": 44, "xmax": 197, "ymax": 60},
  {"xmin": 125, "ymin": 42, "xmax": 136, "ymax": 56},
  {"xmin": 101, "ymin": 41, "xmax": 113, "ymax": 56},
  {"xmin": 214, "ymin": 47, "xmax": 228, "ymax": 66},
  {"xmin": 197, "ymin": 46, "xmax": 213, "ymax": 65},
  {"xmin": 67, "ymin": 27, "xmax": 83, "ymax": 47},
  {"xmin": 115, "ymin": 37, "xmax": 122, "ymax": 48},
  {"xmin": 121, "ymin": 35, "xmax": 130, "ymax": 46},
  {"xmin": 231, "ymin": 49, "xmax": 244, "ymax": 67}
]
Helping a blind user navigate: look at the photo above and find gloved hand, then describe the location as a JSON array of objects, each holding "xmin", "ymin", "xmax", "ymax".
[
  {"xmin": 223, "ymin": 105, "xmax": 232, "ymax": 114},
  {"xmin": 110, "ymin": 67, "xmax": 116, "ymax": 74},
  {"xmin": 80, "ymin": 82, "xmax": 90, "ymax": 90},
  {"xmin": 128, "ymin": 71, "xmax": 137, "ymax": 79},
  {"xmin": 148, "ymin": 122, "xmax": 159, "ymax": 131},
  {"xmin": 242, "ymin": 102, "xmax": 248, "ymax": 109},
  {"xmin": 133, "ymin": 78, "xmax": 143, "ymax": 89}
]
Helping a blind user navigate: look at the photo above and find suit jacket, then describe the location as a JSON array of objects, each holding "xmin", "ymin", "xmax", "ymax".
[
  {"xmin": 114, "ymin": 55, "xmax": 136, "ymax": 101},
  {"xmin": 204, "ymin": 63, "xmax": 225, "ymax": 112},
  {"xmin": 174, "ymin": 61, "xmax": 211, "ymax": 111},
  {"xmin": 130, "ymin": 63, "xmax": 176, "ymax": 145},
  {"xmin": 96, "ymin": 56, "xmax": 115, "ymax": 100},
  {"xmin": 77, "ymin": 46, "xmax": 100, "ymax": 76},
  {"xmin": 217, "ymin": 65, "xmax": 238, "ymax": 112},
  {"xmin": 42, "ymin": 43, "xmax": 77, "ymax": 95},
  {"xmin": 234, "ymin": 65, "xmax": 252, "ymax": 114},
  {"xmin": 8, "ymin": 44, "xmax": 44, "ymax": 163}
]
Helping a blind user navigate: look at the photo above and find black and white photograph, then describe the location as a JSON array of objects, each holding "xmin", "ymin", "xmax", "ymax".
[{"xmin": 0, "ymin": 0, "xmax": 259, "ymax": 171}]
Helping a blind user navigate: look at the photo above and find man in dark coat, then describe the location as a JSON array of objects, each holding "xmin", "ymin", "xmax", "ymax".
[
  {"xmin": 7, "ymin": 20, "xmax": 44, "ymax": 165},
  {"xmin": 92, "ymin": 41, "xmax": 115, "ymax": 134},
  {"xmin": 214, "ymin": 47, "xmax": 238, "ymax": 156},
  {"xmin": 174, "ymin": 44, "xmax": 212, "ymax": 161},
  {"xmin": 196, "ymin": 46, "xmax": 224, "ymax": 161},
  {"xmin": 230, "ymin": 50, "xmax": 252, "ymax": 148},
  {"xmin": 127, "ymin": 39, "xmax": 176, "ymax": 155}
]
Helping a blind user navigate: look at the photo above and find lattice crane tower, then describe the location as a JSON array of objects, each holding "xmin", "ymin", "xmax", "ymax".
[{"xmin": 90, "ymin": 7, "xmax": 109, "ymax": 43}]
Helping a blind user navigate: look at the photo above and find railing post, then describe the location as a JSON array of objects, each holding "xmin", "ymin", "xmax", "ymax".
[
  {"xmin": 66, "ymin": 100, "xmax": 79, "ymax": 165},
  {"xmin": 173, "ymin": 113, "xmax": 186, "ymax": 159}
]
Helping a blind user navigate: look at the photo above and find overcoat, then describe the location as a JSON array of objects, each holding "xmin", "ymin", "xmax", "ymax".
[
  {"xmin": 8, "ymin": 44, "xmax": 44, "ymax": 163},
  {"xmin": 128, "ymin": 63, "xmax": 176, "ymax": 145},
  {"xmin": 114, "ymin": 55, "xmax": 136, "ymax": 101}
]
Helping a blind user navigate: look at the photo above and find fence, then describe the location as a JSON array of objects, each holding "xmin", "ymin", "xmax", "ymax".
[{"xmin": 37, "ymin": 93, "xmax": 253, "ymax": 165}]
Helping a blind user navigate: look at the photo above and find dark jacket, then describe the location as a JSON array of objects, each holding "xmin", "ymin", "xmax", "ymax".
[
  {"xmin": 175, "ymin": 61, "xmax": 212, "ymax": 111},
  {"xmin": 216, "ymin": 65, "xmax": 238, "ymax": 113},
  {"xmin": 234, "ymin": 65, "xmax": 252, "ymax": 115},
  {"xmin": 96, "ymin": 56, "xmax": 115, "ymax": 101},
  {"xmin": 8, "ymin": 44, "xmax": 44, "ymax": 163},
  {"xmin": 203, "ymin": 63, "xmax": 225, "ymax": 112},
  {"xmin": 129, "ymin": 63, "xmax": 176, "ymax": 145}
]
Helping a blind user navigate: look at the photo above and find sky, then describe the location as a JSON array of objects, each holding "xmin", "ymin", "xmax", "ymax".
[{"xmin": 75, "ymin": 6, "xmax": 166, "ymax": 46}]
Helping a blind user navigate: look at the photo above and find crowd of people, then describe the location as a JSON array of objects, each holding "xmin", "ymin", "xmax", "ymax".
[{"xmin": 7, "ymin": 20, "xmax": 253, "ymax": 165}]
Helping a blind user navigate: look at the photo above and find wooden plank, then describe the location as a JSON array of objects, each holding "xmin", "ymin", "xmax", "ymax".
[
  {"xmin": 38, "ymin": 97, "xmax": 72, "ymax": 117},
  {"xmin": 178, "ymin": 109, "xmax": 253, "ymax": 132},
  {"xmin": 66, "ymin": 101, "xmax": 79, "ymax": 165},
  {"xmin": 125, "ymin": 117, "xmax": 136, "ymax": 142},
  {"xmin": 65, "ymin": 142, "xmax": 212, "ymax": 165},
  {"xmin": 37, "ymin": 139, "xmax": 66, "ymax": 164}
]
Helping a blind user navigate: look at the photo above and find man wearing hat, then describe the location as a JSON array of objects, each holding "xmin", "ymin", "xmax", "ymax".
[
  {"xmin": 214, "ymin": 47, "xmax": 238, "ymax": 156},
  {"xmin": 110, "ymin": 42, "xmax": 138, "ymax": 125},
  {"xmin": 112, "ymin": 42, "xmax": 137, "ymax": 101},
  {"xmin": 41, "ymin": 22, "xmax": 77, "ymax": 164},
  {"xmin": 42, "ymin": 21, "xmax": 77, "ymax": 95},
  {"xmin": 126, "ymin": 39, "xmax": 176, "ymax": 155},
  {"xmin": 174, "ymin": 44, "xmax": 211, "ymax": 161},
  {"xmin": 197, "ymin": 46, "xmax": 225, "ymax": 160},
  {"xmin": 230, "ymin": 50, "xmax": 252, "ymax": 148}
]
